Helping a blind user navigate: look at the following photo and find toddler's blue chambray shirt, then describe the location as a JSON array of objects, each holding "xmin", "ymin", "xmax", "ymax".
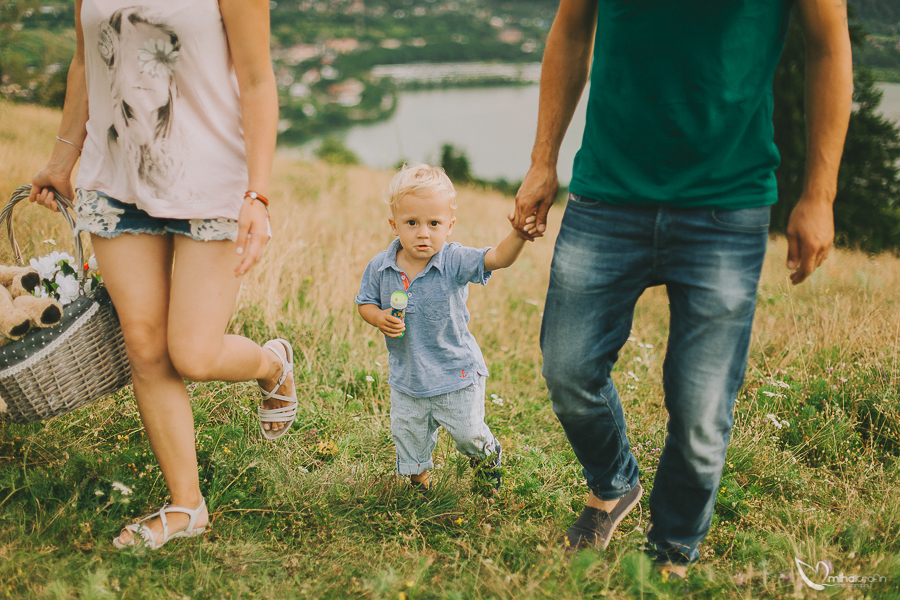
[{"xmin": 355, "ymin": 238, "xmax": 492, "ymax": 398}]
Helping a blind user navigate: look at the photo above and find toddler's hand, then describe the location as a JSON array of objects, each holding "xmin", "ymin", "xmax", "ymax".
[
  {"xmin": 377, "ymin": 310, "xmax": 406, "ymax": 338},
  {"xmin": 509, "ymin": 213, "xmax": 538, "ymax": 241}
]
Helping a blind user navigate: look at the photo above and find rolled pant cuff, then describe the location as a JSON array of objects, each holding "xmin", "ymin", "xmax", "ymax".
[
  {"xmin": 587, "ymin": 483, "xmax": 639, "ymax": 503},
  {"xmin": 643, "ymin": 541, "xmax": 697, "ymax": 565},
  {"xmin": 396, "ymin": 460, "xmax": 434, "ymax": 476}
]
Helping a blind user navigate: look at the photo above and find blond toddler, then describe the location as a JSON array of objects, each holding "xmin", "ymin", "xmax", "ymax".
[{"xmin": 355, "ymin": 164, "xmax": 533, "ymax": 492}]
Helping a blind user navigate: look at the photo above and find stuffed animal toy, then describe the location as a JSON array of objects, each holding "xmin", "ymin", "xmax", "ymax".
[
  {"xmin": 0, "ymin": 266, "xmax": 41, "ymax": 298},
  {"xmin": 0, "ymin": 266, "xmax": 62, "ymax": 339}
]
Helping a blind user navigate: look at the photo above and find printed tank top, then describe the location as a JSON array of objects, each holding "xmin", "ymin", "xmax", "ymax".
[{"xmin": 76, "ymin": 0, "xmax": 248, "ymax": 220}]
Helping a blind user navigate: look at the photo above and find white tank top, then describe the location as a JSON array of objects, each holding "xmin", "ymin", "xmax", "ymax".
[{"xmin": 76, "ymin": 0, "xmax": 248, "ymax": 220}]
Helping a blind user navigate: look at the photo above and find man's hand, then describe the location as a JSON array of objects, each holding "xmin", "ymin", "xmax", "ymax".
[
  {"xmin": 512, "ymin": 162, "xmax": 559, "ymax": 240},
  {"xmin": 785, "ymin": 196, "xmax": 834, "ymax": 285},
  {"xmin": 375, "ymin": 309, "xmax": 405, "ymax": 338}
]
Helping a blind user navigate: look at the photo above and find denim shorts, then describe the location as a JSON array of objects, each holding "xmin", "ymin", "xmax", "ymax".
[
  {"xmin": 74, "ymin": 190, "xmax": 239, "ymax": 242},
  {"xmin": 390, "ymin": 375, "xmax": 499, "ymax": 476}
]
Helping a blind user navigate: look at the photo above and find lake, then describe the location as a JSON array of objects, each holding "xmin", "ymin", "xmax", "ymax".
[{"xmin": 295, "ymin": 82, "xmax": 900, "ymax": 184}]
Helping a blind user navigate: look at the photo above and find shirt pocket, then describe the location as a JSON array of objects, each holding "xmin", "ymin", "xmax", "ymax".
[{"xmin": 421, "ymin": 297, "xmax": 450, "ymax": 322}]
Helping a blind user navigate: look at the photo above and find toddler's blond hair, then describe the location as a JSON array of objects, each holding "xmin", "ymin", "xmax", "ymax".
[{"xmin": 384, "ymin": 163, "xmax": 458, "ymax": 212}]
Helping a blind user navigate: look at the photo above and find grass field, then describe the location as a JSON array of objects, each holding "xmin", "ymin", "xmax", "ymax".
[{"xmin": 1, "ymin": 100, "xmax": 899, "ymax": 599}]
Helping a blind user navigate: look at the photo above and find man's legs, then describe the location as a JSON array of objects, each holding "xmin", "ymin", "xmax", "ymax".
[
  {"xmin": 647, "ymin": 205, "xmax": 769, "ymax": 564},
  {"xmin": 542, "ymin": 198, "xmax": 655, "ymax": 542}
]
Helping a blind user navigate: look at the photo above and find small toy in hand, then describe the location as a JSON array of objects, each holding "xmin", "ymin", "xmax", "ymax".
[{"xmin": 0, "ymin": 266, "xmax": 62, "ymax": 339}]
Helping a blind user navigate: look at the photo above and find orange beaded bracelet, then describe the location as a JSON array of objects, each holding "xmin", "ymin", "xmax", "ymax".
[{"xmin": 244, "ymin": 190, "xmax": 269, "ymax": 207}]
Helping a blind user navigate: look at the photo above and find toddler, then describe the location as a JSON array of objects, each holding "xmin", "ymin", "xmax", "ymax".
[{"xmin": 355, "ymin": 164, "xmax": 533, "ymax": 493}]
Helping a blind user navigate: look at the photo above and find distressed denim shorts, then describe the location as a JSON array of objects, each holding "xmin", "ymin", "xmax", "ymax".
[
  {"xmin": 74, "ymin": 190, "xmax": 239, "ymax": 242},
  {"xmin": 390, "ymin": 375, "xmax": 499, "ymax": 476}
]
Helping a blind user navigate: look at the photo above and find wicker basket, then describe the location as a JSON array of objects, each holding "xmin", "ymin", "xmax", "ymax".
[{"xmin": 0, "ymin": 184, "xmax": 131, "ymax": 424}]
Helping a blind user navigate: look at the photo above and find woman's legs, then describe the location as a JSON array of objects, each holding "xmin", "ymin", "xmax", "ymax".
[
  {"xmin": 92, "ymin": 233, "xmax": 207, "ymax": 545},
  {"xmin": 94, "ymin": 233, "xmax": 293, "ymax": 546},
  {"xmin": 166, "ymin": 235, "xmax": 294, "ymax": 419}
]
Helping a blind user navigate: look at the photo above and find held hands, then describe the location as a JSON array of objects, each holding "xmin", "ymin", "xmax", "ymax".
[
  {"xmin": 785, "ymin": 196, "xmax": 834, "ymax": 285},
  {"xmin": 376, "ymin": 309, "xmax": 406, "ymax": 338},
  {"xmin": 235, "ymin": 197, "xmax": 271, "ymax": 277},
  {"xmin": 508, "ymin": 214, "xmax": 539, "ymax": 240},
  {"xmin": 511, "ymin": 162, "xmax": 559, "ymax": 241}
]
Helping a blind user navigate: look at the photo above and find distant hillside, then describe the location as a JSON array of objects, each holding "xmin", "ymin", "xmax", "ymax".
[{"xmin": 853, "ymin": 0, "xmax": 900, "ymax": 27}]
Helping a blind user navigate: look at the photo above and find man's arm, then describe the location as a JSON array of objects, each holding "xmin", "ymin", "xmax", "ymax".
[
  {"xmin": 787, "ymin": 0, "xmax": 853, "ymax": 285},
  {"xmin": 511, "ymin": 0, "xmax": 598, "ymax": 240}
]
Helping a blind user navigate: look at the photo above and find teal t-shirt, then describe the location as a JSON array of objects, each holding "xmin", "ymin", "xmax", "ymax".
[{"xmin": 570, "ymin": 0, "xmax": 794, "ymax": 209}]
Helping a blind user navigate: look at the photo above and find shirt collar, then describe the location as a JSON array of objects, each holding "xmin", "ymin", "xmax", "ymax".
[{"xmin": 377, "ymin": 238, "xmax": 447, "ymax": 274}]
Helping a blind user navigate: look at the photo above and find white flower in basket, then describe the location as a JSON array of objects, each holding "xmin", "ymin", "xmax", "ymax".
[
  {"xmin": 55, "ymin": 272, "xmax": 81, "ymax": 305},
  {"xmin": 29, "ymin": 251, "xmax": 75, "ymax": 282},
  {"xmin": 31, "ymin": 252, "xmax": 102, "ymax": 306}
]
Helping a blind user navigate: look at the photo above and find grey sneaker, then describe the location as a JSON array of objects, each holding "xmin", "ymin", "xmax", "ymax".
[{"xmin": 563, "ymin": 483, "xmax": 643, "ymax": 552}]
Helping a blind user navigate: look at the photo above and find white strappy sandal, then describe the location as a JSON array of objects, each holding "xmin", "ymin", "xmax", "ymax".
[
  {"xmin": 257, "ymin": 338, "xmax": 297, "ymax": 441},
  {"xmin": 112, "ymin": 498, "xmax": 207, "ymax": 550}
]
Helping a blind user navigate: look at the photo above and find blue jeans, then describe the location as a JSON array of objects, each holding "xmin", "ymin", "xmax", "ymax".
[{"xmin": 541, "ymin": 195, "xmax": 769, "ymax": 564}]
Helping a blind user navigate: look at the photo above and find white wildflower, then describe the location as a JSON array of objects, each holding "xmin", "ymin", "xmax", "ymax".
[
  {"xmin": 111, "ymin": 481, "xmax": 133, "ymax": 496},
  {"xmin": 765, "ymin": 414, "xmax": 783, "ymax": 429},
  {"xmin": 626, "ymin": 371, "xmax": 640, "ymax": 381},
  {"xmin": 42, "ymin": 238, "xmax": 56, "ymax": 245},
  {"xmin": 365, "ymin": 376, "xmax": 374, "ymax": 383}
]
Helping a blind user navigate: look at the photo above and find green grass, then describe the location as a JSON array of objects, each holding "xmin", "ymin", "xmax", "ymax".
[
  {"xmin": 2, "ymin": 307, "xmax": 900, "ymax": 598},
  {"xmin": 1, "ymin": 103, "xmax": 900, "ymax": 597}
]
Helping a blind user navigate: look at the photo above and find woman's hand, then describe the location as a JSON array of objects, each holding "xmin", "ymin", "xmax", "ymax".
[
  {"xmin": 29, "ymin": 165, "xmax": 75, "ymax": 212},
  {"xmin": 234, "ymin": 197, "xmax": 271, "ymax": 277}
]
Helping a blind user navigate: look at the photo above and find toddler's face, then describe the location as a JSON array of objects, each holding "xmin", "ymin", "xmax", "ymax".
[{"xmin": 389, "ymin": 193, "xmax": 456, "ymax": 263}]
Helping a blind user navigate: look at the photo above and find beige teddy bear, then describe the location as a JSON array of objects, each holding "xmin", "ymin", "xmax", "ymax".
[{"xmin": 0, "ymin": 266, "xmax": 63, "ymax": 339}]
